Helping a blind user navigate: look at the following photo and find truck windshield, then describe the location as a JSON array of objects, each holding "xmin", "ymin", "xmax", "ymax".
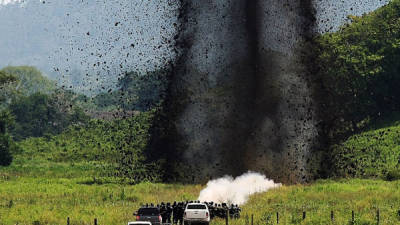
[
  {"xmin": 138, "ymin": 208, "xmax": 160, "ymax": 215},
  {"xmin": 187, "ymin": 204, "xmax": 207, "ymax": 209}
]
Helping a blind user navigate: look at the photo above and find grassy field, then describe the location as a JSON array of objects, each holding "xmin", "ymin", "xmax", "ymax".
[
  {"xmin": 230, "ymin": 179, "xmax": 400, "ymax": 225},
  {"xmin": 331, "ymin": 116, "xmax": 400, "ymax": 179},
  {"xmin": 2, "ymin": 147, "xmax": 400, "ymax": 224},
  {"xmin": 1, "ymin": 166, "xmax": 400, "ymax": 225},
  {"xmin": 0, "ymin": 175, "xmax": 201, "ymax": 225},
  {"xmin": 3, "ymin": 115, "xmax": 400, "ymax": 224}
]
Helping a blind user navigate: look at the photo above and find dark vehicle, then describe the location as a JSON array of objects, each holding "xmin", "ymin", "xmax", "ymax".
[{"xmin": 135, "ymin": 207, "xmax": 162, "ymax": 225}]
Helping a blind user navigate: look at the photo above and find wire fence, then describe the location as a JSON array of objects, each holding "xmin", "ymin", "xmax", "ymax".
[{"xmin": 6, "ymin": 208, "xmax": 400, "ymax": 225}]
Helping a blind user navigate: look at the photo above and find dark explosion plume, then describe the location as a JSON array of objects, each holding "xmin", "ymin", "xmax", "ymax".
[{"xmin": 149, "ymin": 0, "xmax": 321, "ymax": 184}]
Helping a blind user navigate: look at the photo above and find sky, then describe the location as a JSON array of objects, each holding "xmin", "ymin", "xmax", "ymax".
[
  {"xmin": 0, "ymin": 0, "xmax": 178, "ymax": 94},
  {"xmin": 0, "ymin": 0, "xmax": 390, "ymax": 94},
  {"xmin": 316, "ymin": 0, "xmax": 390, "ymax": 32}
]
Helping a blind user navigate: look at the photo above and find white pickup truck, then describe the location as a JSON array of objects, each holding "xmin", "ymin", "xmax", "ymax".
[{"xmin": 183, "ymin": 203, "xmax": 210, "ymax": 225}]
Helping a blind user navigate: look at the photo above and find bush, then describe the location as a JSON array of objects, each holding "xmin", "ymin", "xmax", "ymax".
[
  {"xmin": 9, "ymin": 92, "xmax": 88, "ymax": 140},
  {"xmin": 0, "ymin": 110, "xmax": 16, "ymax": 166},
  {"xmin": 0, "ymin": 134, "xmax": 14, "ymax": 166},
  {"xmin": 330, "ymin": 124, "xmax": 400, "ymax": 179},
  {"xmin": 17, "ymin": 110, "xmax": 160, "ymax": 183},
  {"xmin": 385, "ymin": 168, "xmax": 400, "ymax": 181}
]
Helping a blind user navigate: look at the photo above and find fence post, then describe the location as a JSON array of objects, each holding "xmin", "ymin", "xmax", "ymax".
[
  {"xmin": 302, "ymin": 211, "xmax": 306, "ymax": 220},
  {"xmin": 225, "ymin": 210, "xmax": 229, "ymax": 225},
  {"xmin": 330, "ymin": 210, "xmax": 334, "ymax": 222},
  {"xmin": 94, "ymin": 218, "xmax": 98, "ymax": 225},
  {"xmin": 276, "ymin": 212, "xmax": 279, "ymax": 224},
  {"xmin": 352, "ymin": 210, "xmax": 355, "ymax": 224},
  {"xmin": 251, "ymin": 214, "xmax": 253, "ymax": 225},
  {"xmin": 377, "ymin": 209, "xmax": 380, "ymax": 225},
  {"xmin": 67, "ymin": 217, "xmax": 70, "ymax": 225}
]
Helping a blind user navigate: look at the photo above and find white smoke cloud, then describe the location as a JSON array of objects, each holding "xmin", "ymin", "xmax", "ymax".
[{"xmin": 198, "ymin": 172, "xmax": 281, "ymax": 205}]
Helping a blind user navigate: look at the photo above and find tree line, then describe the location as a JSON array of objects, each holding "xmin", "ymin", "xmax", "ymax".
[
  {"xmin": 313, "ymin": 0, "xmax": 400, "ymax": 178},
  {"xmin": 0, "ymin": 66, "xmax": 167, "ymax": 183}
]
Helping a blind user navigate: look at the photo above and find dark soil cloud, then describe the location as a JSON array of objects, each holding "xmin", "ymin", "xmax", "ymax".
[
  {"xmin": 151, "ymin": 0, "xmax": 389, "ymax": 184},
  {"xmin": 0, "ymin": 0, "xmax": 390, "ymax": 183}
]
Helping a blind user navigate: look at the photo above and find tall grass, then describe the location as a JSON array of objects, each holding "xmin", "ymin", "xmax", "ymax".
[
  {"xmin": 3, "ymin": 114, "xmax": 400, "ymax": 224},
  {"xmin": 214, "ymin": 179, "xmax": 400, "ymax": 225},
  {"xmin": 1, "ymin": 176, "xmax": 400, "ymax": 224},
  {"xmin": 0, "ymin": 176, "xmax": 202, "ymax": 225},
  {"xmin": 331, "ymin": 122, "xmax": 400, "ymax": 179}
]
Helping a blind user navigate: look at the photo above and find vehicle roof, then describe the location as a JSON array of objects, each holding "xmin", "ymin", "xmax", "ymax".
[
  {"xmin": 127, "ymin": 222, "xmax": 152, "ymax": 225},
  {"xmin": 187, "ymin": 203, "xmax": 207, "ymax": 205}
]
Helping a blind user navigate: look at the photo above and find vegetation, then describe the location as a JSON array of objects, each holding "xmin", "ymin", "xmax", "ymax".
[
  {"xmin": 0, "ymin": 72, "xmax": 18, "ymax": 166},
  {"xmin": 0, "ymin": 177, "xmax": 400, "ymax": 224},
  {"xmin": 0, "ymin": 66, "xmax": 56, "ymax": 108},
  {"xmin": 215, "ymin": 179, "xmax": 400, "ymax": 225},
  {"xmin": 315, "ymin": 0, "xmax": 400, "ymax": 140},
  {"xmin": 0, "ymin": 66, "xmax": 89, "ymax": 141},
  {"xmin": 330, "ymin": 114, "xmax": 400, "ymax": 179},
  {"xmin": 14, "ymin": 109, "xmax": 159, "ymax": 182},
  {"xmin": 0, "ymin": 110, "xmax": 17, "ymax": 166},
  {"xmin": 3, "ymin": 1, "xmax": 400, "ymax": 224},
  {"xmin": 93, "ymin": 69, "xmax": 168, "ymax": 111},
  {"xmin": 0, "ymin": 64, "xmax": 163, "ymax": 181},
  {"xmin": 1, "ymin": 66, "xmax": 56, "ymax": 96},
  {"xmin": 0, "ymin": 71, "xmax": 17, "ymax": 87},
  {"xmin": 9, "ymin": 92, "xmax": 88, "ymax": 140},
  {"xmin": 310, "ymin": 0, "xmax": 400, "ymax": 180},
  {"xmin": 0, "ymin": 177, "xmax": 201, "ymax": 225}
]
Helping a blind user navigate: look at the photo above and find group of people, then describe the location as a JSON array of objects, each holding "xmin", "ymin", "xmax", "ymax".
[
  {"xmin": 141, "ymin": 201, "xmax": 241, "ymax": 224},
  {"xmin": 205, "ymin": 202, "xmax": 241, "ymax": 220}
]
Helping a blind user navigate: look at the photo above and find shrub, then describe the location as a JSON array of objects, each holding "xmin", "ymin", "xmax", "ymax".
[
  {"xmin": 0, "ymin": 134, "xmax": 16, "ymax": 166},
  {"xmin": 385, "ymin": 168, "xmax": 400, "ymax": 181},
  {"xmin": 330, "ymin": 124, "xmax": 400, "ymax": 179}
]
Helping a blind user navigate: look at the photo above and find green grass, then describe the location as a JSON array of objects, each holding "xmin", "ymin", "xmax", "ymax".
[
  {"xmin": 1, "ymin": 175, "xmax": 400, "ymax": 224},
  {"xmin": 10, "ymin": 110, "xmax": 155, "ymax": 181},
  {"xmin": 3, "ymin": 140, "xmax": 400, "ymax": 225},
  {"xmin": 214, "ymin": 179, "xmax": 400, "ymax": 225},
  {"xmin": 3, "ymin": 109, "xmax": 400, "ymax": 224},
  {"xmin": 331, "ymin": 119, "xmax": 400, "ymax": 179},
  {"xmin": 0, "ymin": 175, "xmax": 202, "ymax": 225},
  {"xmin": 6, "ymin": 134, "xmax": 111, "ymax": 179}
]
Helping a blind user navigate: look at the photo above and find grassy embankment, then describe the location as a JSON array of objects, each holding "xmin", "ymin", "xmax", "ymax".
[{"xmin": 331, "ymin": 113, "xmax": 400, "ymax": 180}]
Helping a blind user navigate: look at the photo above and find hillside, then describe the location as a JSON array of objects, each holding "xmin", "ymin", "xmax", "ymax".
[
  {"xmin": 6, "ymin": 110, "xmax": 157, "ymax": 181},
  {"xmin": 315, "ymin": 0, "xmax": 400, "ymax": 140},
  {"xmin": 1, "ymin": 66, "xmax": 56, "ymax": 96},
  {"xmin": 330, "ymin": 114, "xmax": 400, "ymax": 180}
]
